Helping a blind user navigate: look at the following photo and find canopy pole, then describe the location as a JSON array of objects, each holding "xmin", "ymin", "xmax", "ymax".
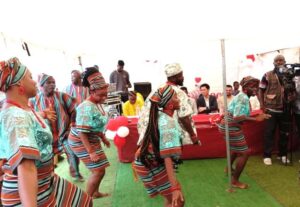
[
  {"xmin": 78, "ymin": 56, "xmax": 83, "ymax": 71},
  {"xmin": 221, "ymin": 39, "xmax": 233, "ymax": 192}
]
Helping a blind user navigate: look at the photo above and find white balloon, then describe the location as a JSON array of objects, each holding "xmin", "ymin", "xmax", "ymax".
[
  {"xmin": 117, "ymin": 126, "xmax": 129, "ymax": 138},
  {"xmin": 105, "ymin": 130, "xmax": 116, "ymax": 140}
]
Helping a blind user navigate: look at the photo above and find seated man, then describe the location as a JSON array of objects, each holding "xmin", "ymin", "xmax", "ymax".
[
  {"xmin": 180, "ymin": 86, "xmax": 198, "ymax": 115},
  {"xmin": 122, "ymin": 91, "xmax": 144, "ymax": 116},
  {"xmin": 196, "ymin": 83, "xmax": 218, "ymax": 114},
  {"xmin": 217, "ymin": 84, "xmax": 234, "ymax": 114}
]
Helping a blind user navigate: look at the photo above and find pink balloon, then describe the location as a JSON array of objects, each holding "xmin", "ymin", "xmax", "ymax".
[{"xmin": 195, "ymin": 77, "xmax": 201, "ymax": 83}]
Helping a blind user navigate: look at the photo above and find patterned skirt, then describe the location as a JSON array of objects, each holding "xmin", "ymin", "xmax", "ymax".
[
  {"xmin": 68, "ymin": 134, "xmax": 110, "ymax": 171},
  {"xmin": 217, "ymin": 115, "xmax": 249, "ymax": 153},
  {"xmin": 133, "ymin": 158, "xmax": 172, "ymax": 198},
  {"xmin": 1, "ymin": 173, "xmax": 92, "ymax": 207}
]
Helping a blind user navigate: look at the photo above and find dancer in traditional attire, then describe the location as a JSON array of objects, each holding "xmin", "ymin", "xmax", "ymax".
[
  {"xmin": 133, "ymin": 85, "xmax": 185, "ymax": 207},
  {"xmin": 68, "ymin": 67, "xmax": 110, "ymax": 199},
  {"xmin": 64, "ymin": 70, "xmax": 89, "ymax": 104},
  {"xmin": 0, "ymin": 57, "xmax": 92, "ymax": 206},
  {"xmin": 30, "ymin": 73, "xmax": 83, "ymax": 181},
  {"xmin": 217, "ymin": 76, "xmax": 270, "ymax": 189}
]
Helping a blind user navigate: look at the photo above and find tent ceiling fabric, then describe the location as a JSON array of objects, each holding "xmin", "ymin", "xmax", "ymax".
[
  {"xmin": 1, "ymin": 0, "xmax": 300, "ymax": 55},
  {"xmin": 1, "ymin": 0, "xmax": 300, "ymax": 92}
]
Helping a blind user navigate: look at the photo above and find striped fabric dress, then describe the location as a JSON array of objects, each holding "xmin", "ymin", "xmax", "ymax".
[
  {"xmin": 30, "ymin": 91, "xmax": 77, "ymax": 154},
  {"xmin": 64, "ymin": 84, "xmax": 89, "ymax": 104},
  {"xmin": 0, "ymin": 107, "xmax": 92, "ymax": 207},
  {"xmin": 68, "ymin": 100, "xmax": 110, "ymax": 171},
  {"xmin": 134, "ymin": 112, "xmax": 183, "ymax": 197},
  {"xmin": 217, "ymin": 92, "xmax": 251, "ymax": 153}
]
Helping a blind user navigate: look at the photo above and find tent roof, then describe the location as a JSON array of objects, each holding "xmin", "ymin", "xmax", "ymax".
[{"xmin": 2, "ymin": 0, "xmax": 300, "ymax": 56}]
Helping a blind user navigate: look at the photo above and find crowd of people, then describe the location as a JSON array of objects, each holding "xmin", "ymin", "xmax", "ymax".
[{"xmin": 0, "ymin": 54, "xmax": 298, "ymax": 206}]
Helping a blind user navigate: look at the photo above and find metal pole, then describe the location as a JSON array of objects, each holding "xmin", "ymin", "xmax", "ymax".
[{"xmin": 221, "ymin": 39, "xmax": 233, "ymax": 191}]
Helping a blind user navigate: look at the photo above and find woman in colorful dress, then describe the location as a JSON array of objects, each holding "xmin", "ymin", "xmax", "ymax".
[
  {"xmin": 217, "ymin": 76, "xmax": 271, "ymax": 189},
  {"xmin": 68, "ymin": 67, "xmax": 111, "ymax": 199},
  {"xmin": 133, "ymin": 85, "xmax": 184, "ymax": 207},
  {"xmin": 0, "ymin": 57, "xmax": 92, "ymax": 206}
]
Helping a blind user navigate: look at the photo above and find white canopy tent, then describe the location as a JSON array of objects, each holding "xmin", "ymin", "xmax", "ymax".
[
  {"xmin": 1, "ymin": 0, "xmax": 300, "ymax": 90},
  {"xmin": 1, "ymin": 0, "xmax": 300, "ymax": 190}
]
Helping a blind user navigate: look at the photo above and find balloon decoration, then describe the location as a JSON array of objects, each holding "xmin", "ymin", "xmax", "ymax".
[
  {"xmin": 117, "ymin": 126, "xmax": 129, "ymax": 138},
  {"xmin": 195, "ymin": 77, "xmax": 202, "ymax": 83},
  {"xmin": 105, "ymin": 116, "xmax": 130, "ymax": 148},
  {"xmin": 115, "ymin": 116, "xmax": 129, "ymax": 127},
  {"xmin": 106, "ymin": 118, "xmax": 119, "ymax": 131},
  {"xmin": 105, "ymin": 130, "xmax": 116, "ymax": 140},
  {"xmin": 114, "ymin": 135, "xmax": 126, "ymax": 148},
  {"xmin": 246, "ymin": 54, "xmax": 255, "ymax": 62}
]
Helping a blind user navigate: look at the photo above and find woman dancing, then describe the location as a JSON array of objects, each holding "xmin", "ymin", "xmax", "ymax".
[
  {"xmin": 68, "ymin": 67, "xmax": 111, "ymax": 199},
  {"xmin": 0, "ymin": 57, "xmax": 92, "ymax": 206},
  {"xmin": 218, "ymin": 76, "xmax": 270, "ymax": 189},
  {"xmin": 133, "ymin": 85, "xmax": 185, "ymax": 207}
]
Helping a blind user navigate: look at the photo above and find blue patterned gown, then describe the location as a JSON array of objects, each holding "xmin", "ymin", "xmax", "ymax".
[
  {"xmin": 68, "ymin": 100, "xmax": 110, "ymax": 171},
  {"xmin": 217, "ymin": 92, "xmax": 251, "ymax": 152},
  {"xmin": 0, "ymin": 106, "xmax": 92, "ymax": 207},
  {"xmin": 134, "ymin": 112, "xmax": 183, "ymax": 197}
]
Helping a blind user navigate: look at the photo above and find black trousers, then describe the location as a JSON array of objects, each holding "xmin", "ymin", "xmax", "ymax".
[
  {"xmin": 263, "ymin": 110, "xmax": 291, "ymax": 158},
  {"xmin": 294, "ymin": 113, "xmax": 300, "ymax": 139}
]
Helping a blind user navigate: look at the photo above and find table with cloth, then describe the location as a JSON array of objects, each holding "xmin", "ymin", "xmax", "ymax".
[{"xmin": 116, "ymin": 111, "xmax": 297, "ymax": 162}]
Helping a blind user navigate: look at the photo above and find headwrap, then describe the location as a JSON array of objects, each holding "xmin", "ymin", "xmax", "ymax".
[
  {"xmin": 87, "ymin": 72, "xmax": 109, "ymax": 90},
  {"xmin": 39, "ymin": 73, "xmax": 52, "ymax": 86},
  {"xmin": 240, "ymin": 76, "xmax": 260, "ymax": 88},
  {"xmin": 164, "ymin": 63, "xmax": 183, "ymax": 78},
  {"xmin": 0, "ymin": 57, "xmax": 28, "ymax": 92},
  {"xmin": 150, "ymin": 85, "xmax": 175, "ymax": 108}
]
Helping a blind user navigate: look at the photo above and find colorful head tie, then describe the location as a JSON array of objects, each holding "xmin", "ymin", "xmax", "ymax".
[
  {"xmin": 39, "ymin": 73, "xmax": 52, "ymax": 87},
  {"xmin": 240, "ymin": 76, "xmax": 259, "ymax": 88},
  {"xmin": 0, "ymin": 57, "xmax": 28, "ymax": 92},
  {"xmin": 150, "ymin": 85, "xmax": 175, "ymax": 108},
  {"xmin": 87, "ymin": 72, "xmax": 109, "ymax": 90}
]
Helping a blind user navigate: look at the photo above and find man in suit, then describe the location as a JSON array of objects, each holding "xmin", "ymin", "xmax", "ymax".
[{"xmin": 196, "ymin": 83, "xmax": 218, "ymax": 114}]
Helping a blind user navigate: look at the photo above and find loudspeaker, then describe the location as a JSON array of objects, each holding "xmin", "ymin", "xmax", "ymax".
[{"xmin": 134, "ymin": 82, "xmax": 152, "ymax": 100}]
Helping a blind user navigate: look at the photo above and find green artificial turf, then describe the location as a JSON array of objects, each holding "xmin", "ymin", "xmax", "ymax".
[
  {"xmin": 112, "ymin": 159, "xmax": 282, "ymax": 207},
  {"xmin": 246, "ymin": 154, "xmax": 300, "ymax": 207},
  {"xmin": 56, "ymin": 143, "xmax": 300, "ymax": 207},
  {"xmin": 55, "ymin": 143, "xmax": 118, "ymax": 207}
]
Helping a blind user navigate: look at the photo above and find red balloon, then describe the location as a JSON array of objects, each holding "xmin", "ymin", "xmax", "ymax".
[
  {"xmin": 115, "ymin": 116, "xmax": 129, "ymax": 127},
  {"xmin": 195, "ymin": 77, "xmax": 201, "ymax": 83},
  {"xmin": 106, "ymin": 119, "xmax": 119, "ymax": 131},
  {"xmin": 114, "ymin": 135, "xmax": 126, "ymax": 148}
]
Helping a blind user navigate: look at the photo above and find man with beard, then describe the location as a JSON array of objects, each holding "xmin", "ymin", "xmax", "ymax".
[
  {"xmin": 64, "ymin": 70, "xmax": 89, "ymax": 104},
  {"xmin": 30, "ymin": 74, "xmax": 84, "ymax": 181},
  {"xmin": 258, "ymin": 54, "xmax": 292, "ymax": 165},
  {"xmin": 138, "ymin": 63, "xmax": 200, "ymax": 146}
]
